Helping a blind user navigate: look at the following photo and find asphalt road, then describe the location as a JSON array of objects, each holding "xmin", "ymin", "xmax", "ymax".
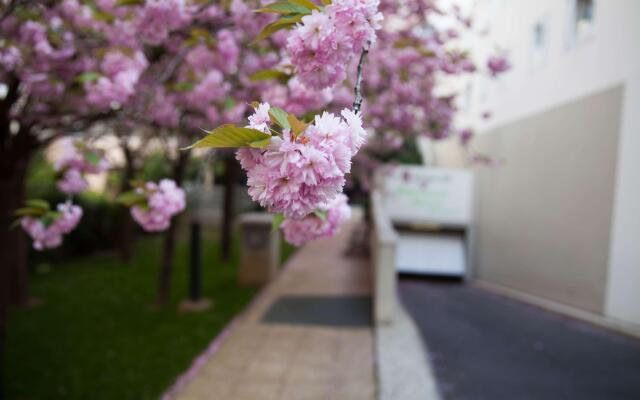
[{"xmin": 399, "ymin": 277, "xmax": 640, "ymax": 400}]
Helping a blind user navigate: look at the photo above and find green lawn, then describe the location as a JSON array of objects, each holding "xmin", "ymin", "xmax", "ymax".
[{"xmin": 5, "ymin": 227, "xmax": 295, "ymax": 400}]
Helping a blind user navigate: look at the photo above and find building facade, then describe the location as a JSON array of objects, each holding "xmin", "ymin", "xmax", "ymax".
[{"xmin": 457, "ymin": 0, "xmax": 640, "ymax": 327}]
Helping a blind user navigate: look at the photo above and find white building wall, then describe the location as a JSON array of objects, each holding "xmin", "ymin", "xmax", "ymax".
[
  {"xmin": 461, "ymin": 0, "xmax": 640, "ymax": 131},
  {"xmin": 452, "ymin": 0, "xmax": 640, "ymax": 325}
]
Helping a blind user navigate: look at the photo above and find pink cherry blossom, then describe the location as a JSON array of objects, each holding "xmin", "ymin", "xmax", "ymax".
[
  {"xmin": 57, "ymin": 168, "xmax": 88, "ymax": 195},
  {"xmin": 21, "ymin": 202, "xmax": 83, "ymax": 251},
  {"xmin": 52, "ymin": 138, "xmax": 109, "ymax": 195},
  {"xmin": 150, "ymin": 89, "xmax": 180, "ymax": 127},
  {"xmin": 487, "ymin": 55, "xmax": 511, "ymax": 77},
  {"xmin": 0, "ymin": 46, "xmax": 21, "ymax": 71},
  {"xmin": 55, "ymin": 201, "xmax": 84, "ymax": 234},
  {"xmin": 247, "ymin": 102, "xmax": 272, "ymax": 132},
  {"xmin": 236, "ymin": 103, "xmax": 366, "ymax": 220},
  {"xmin": 459, "ymin": 128, "xmax": 474, "ymax": 146},
  {"xmin": 185, "ymin": 70, "xmax": 229, "ymax": 108},
  {"xmin": 286, "ymin": 0, "xmax": 383, "ymax": 90},
  {"xmin": 130, "ymin": 179, "xmax": 186, "ymax": 232},
  {"xmin": 281, "ymin": 194, "xmax": 351, "ymax": 246},
  {"xmin": 85, "ymin": 50, "xmax": 148, "ymax": 109},
  {"xmin": 136, "ymin": 0, "xmax": 192, "ymax": 45}
]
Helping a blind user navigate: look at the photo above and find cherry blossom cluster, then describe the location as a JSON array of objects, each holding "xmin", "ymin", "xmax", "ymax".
[
  {"xmin": 130, "ymin": 179, "xmax": 186, "ymax": 232},
  {"xmin": 85, "ymin": 50, "xmax": 149, "ymax": 109},
  {"xmin": 235, "ymin": 103, "xmax": 366, "ymax": 221},
  {"xmin": 286, "ymin": 0, "xmax": 383, "ymax": 90},
  {"xmin": 21, "ymin": 202, "xmax": 83, "ymax": 251},
  {"xmin": 363, "ymin": 3, "xmax": 471, "ymax": 143},
  {"xmin": 0, "ymin": 0, "xmax": 297, "ymax": 143},
  {"xmin": 136, "ymin": 0, "xmax": 192, "ymax": 45},
  {"xmin": 487, "ymin": 55, "xmax": 511, "ymax": 77},
  {"xmin": 264, "ymin": 77, "xmax": 335, "ymax": 116},
  {"xmin": 281, "ymin": 194, "xmax": 351, "ymax": 246},
  {"xmin": 340, "ymin": 0, "xmax": 512, "ymax": 188},
  {"xmin": 54, "ymin": 138, "xmax": 109, "ymax": 195}
]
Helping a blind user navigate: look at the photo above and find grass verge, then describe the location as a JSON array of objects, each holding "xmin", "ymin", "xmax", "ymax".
[{"xmin": 5, "ymin": 228, "xmax": 295, "ymax": 400}]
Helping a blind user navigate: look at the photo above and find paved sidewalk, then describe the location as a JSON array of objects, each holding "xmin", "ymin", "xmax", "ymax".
[{"xmin": 169, "ymin": 219, "xmax": 375, "ymax": 400}]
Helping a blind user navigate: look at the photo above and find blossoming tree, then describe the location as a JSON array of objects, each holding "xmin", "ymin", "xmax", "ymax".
[
  {"xmin": 0, "ymin": 0, "xmax": 510, "ymax": 355},
  {"xmin": 0, "ymin": 0, "xmax": 289, "ymax": 334},
  {"xmin": 340, "ymin": 0, "xmax": 510, "ymax": 189},
  {"xmin": 182, "ymin": 0, "xmax": 382, "ymax": 246},
  {"xmin": 183, "ymin": 0, "xmax": 510, "ymax": 244}
]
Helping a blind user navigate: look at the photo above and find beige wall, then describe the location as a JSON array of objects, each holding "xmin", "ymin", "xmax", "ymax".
[
  {"xmin": 472, "ymin": 86, "xmax": 623, "ymax": 314},
  {"xmin": 606, "ymin": 74, "xmax": 640, "ymax": 324}
]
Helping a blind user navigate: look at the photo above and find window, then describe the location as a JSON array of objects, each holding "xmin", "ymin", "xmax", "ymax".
[
  {"xmin": 534, "ymin": 23, "xmax": 545, "ymax": 48},
  {"xmin": 576, "ymin": 0, "xmax": 595, "ymax": 32},
  {"xmin": 568, "ymin": 0, "xmax": 595, "ymax": 46},
  {"xmin": 464, "ymin": 82, "xmax": 473, "ymax": 111},
  {"xmin": 530, "ymin": 17, "xmax": 548, "ymax": 70}
]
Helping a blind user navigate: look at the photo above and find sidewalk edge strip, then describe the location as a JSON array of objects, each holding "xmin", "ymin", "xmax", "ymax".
[
  {"xmin": 473, "ymin": 279, "xmax": 640, "ymax": 340},
  {"xmin": 376, "ymin": 301, "xmax": 442, "ymax": 400},
  {"xmin": 160, "ymin": 259, "xmax": 294, "ymax": 399}
]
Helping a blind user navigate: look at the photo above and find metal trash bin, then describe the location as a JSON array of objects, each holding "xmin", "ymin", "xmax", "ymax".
[{"xmin": 238, "ymin": 212, "xmax": 280, "ymax": 286}]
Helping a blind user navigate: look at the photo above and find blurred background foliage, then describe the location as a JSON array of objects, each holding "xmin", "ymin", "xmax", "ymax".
[{"xmin": 9, "ymin": 151, "xmax": 296, "ymax": 399}]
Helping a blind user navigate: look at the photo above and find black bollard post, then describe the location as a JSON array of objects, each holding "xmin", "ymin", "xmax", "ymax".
[{"xmin": 189, "ymin": 222, "xmax": 202, "ymax": 302}]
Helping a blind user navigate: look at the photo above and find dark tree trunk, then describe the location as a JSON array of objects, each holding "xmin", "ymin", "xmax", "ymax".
[
  {"xmin": 0, "ymin": 126, "xmax": 35, "ymax": 400},
  {"xmin": 220, "ymin": 154, "xmax": 237, "ymax": 262},
  {"xmin": 0, "ymin": 164, "xmax": 29, "ymax": 333},
  {"xmin": 0, "ymin": 148, "xmax": 32, "ymax": 309},
  {"xmin": 0, "ymin": 75, "xmax": 32, "ymax": 311},
  {"xmin": 155, "ymin": 151, "xmax": 189, "ymax": 306},
  {"xmin": 0, "ymin": 74, "xmax": 24, "ymax": 400},
  {"xmin": 118, "ymin": 143, "xmax": 137, "ymax": 262}
]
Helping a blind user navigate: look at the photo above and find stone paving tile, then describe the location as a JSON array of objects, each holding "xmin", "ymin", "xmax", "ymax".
[{"xmin": 172, "ymin": 218, "xmax": 375, "ymax": 400}]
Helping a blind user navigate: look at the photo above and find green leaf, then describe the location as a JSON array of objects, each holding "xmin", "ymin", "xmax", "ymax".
[
  {"xmin": 26, "ymin": 199, "xmax": 50, "ymax": 212},
  {"xmin": 75, "ymin": 72, "xmax": 101, "ymax": 84},
  {"xmin": 41, "ymin": 211, "xmax": 61, "ymax": 228},
  {"xmin": 249, "ymin": 69, "xmax": 291, "ymax": 83},
  {"xmin": 255, "ymin": 1, "xmax": 310, "ymax": 14},
  {"xmin": 224, "ymin": 98, "xmax": 236, "ymax": 109},
  {"xmin": 172, "ymin": 81, "xmax": 195, "ymax": 92},
  {"xmin": 129, "ymin": 180, "xmax": 146, "ymax": 190},
  {"xmin": 289, "ymin": 0, "xmax": 320, "ymax": 11},
  {"xmin": 190, "ymin": 27, "xmax": 211, "ymax": 38},
  {"xmin": 116, "ymin": 0, "xmax": 144, "ymax": 6},
  {"xmin": 186, "ymin": 27, "xmax": 216, "ymax": 47},
  {"xmin": 320, "ymin": 0, "xmax": 331, "ymax": 4},
  {"xmin": 269, "ymin": 107, "xmax": 291, "ymax": 130},
  {"xmin": 93, "ymin": 10, "xmax": 115, "ymax": 22},
  {"xmin": 117, "ymin": 191, "xmax": 147, "ymax": 207},
  {"xmin": 272, "ymin": 214, "xmax": 285, "ymax": 230},
  {"xmin": 314, "ymin": 210, "xmax": 328, "ymax": 220},
  {"xmin": 184, "ymin": 125, "xmax": 271, "ymax": 150},
  {"xmin": 182, "ymin": 37, "xmax": 201, "ymax": 48},
  {"xmin": 85, "ymin": 151, "xmax": 101, "ymax": 166},
  {"xmin": 418, "ymin": 48, "xmax": 435, "ymax": 57},
  {"xmin": 249, "ymin": 138, "xmax": 272, "ymax": 148},
  {"xmin": 14, "ymin": 207, "xmax": 46, "ymax": 218},
  {"xmin": 287, "ymin": 114, "xmax": 308, "ymax": 135},
  {"xmin": 254, "ymin": 14, "xmax": 304, "ymax": 42}
]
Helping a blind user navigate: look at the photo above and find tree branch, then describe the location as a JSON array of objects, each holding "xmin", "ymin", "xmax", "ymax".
[{"xmin": 352, "ymin": 45, "xmax": 370, "ymax": 115}]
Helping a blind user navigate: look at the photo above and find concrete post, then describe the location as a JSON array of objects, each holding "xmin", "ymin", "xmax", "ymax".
[
  {"xmin": 371, "ymin": 191, "xmax": 399, "ymax": 325},
  {"xmin": 237, "ymin": 213, "xmax": 280, "ymax": 286}
]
